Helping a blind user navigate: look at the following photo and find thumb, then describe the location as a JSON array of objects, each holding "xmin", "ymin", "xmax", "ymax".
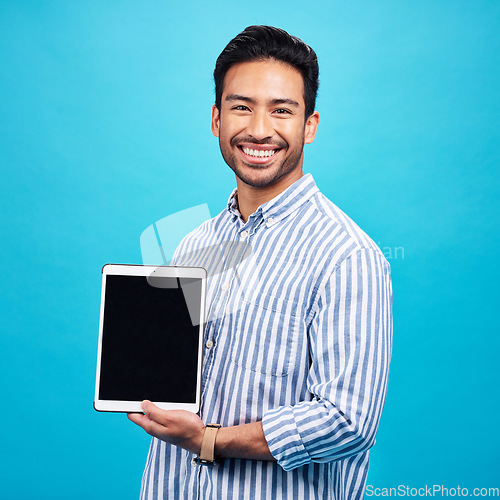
[
  {"xmin": 141, "ymin": 399, "xmax": 154, "ymax": 415},
  {"xmin": 141, "ymin": 400, "xmax": 166, "ymax": 424}
]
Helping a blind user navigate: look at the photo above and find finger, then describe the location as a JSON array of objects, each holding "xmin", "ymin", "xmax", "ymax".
[
  {"xmin": 127, "ymin": 412, "xmax": 147, "ymax": 425},
  {"xmin": 127, "ymin": 412, "xmax": 167, "ymax": 439},
  {"xmin": 141, "ymin": 400, "xmax": 170, "ymax": 425}
]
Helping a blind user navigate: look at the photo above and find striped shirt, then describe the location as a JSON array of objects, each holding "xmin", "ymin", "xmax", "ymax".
[{"xmin": 140, "ymin": 173, "xmax": 393, "ymax": 499}]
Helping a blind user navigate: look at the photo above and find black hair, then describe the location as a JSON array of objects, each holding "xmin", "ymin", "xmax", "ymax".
[{"xmin": 214, "ymin": 25, "xmax": 319, "ymax": 119}]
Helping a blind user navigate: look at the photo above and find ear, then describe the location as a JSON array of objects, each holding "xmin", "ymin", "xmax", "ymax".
[
  {"xmin": 211, "ymin": 104, "xmax": 220, "ymax": 137},
  {"xmin": 304, "ymin": 111, "xmax": 320, "ymax": 144}
]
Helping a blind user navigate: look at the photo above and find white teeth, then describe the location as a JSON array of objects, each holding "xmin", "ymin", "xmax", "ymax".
[{"xmin": 242, "ymin": 147, "xmax": 277, "ymax": 158}]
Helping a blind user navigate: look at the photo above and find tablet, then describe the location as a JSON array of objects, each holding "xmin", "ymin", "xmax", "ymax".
[{"xmin": 94, "ymin": 264, "xmax": 206, "ymax": 413}]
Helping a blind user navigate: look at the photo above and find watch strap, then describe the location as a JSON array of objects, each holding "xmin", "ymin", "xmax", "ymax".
[{"xmin": 197, "ymin": 423, "xmax": 221, "ymax": 465}]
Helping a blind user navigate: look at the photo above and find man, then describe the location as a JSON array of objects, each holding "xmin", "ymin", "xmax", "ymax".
[{"xmin": 128, "ymin": 25, "xmax": 393, "ymax": 499}]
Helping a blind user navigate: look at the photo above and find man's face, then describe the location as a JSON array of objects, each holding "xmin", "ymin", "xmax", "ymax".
[{"xmin": 211, "ymin": 59, "xmax": 319, "ymax": 189}]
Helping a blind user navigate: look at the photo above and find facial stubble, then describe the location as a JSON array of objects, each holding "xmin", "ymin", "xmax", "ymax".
[{"xmin": 218, "ymin": 134, "xmax": 306, "ymax": 189}]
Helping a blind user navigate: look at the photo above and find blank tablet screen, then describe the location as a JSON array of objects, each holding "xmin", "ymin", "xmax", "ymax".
[{"xmin": 99, "ymin": 274, "xmax": 201, "ymax": 403}]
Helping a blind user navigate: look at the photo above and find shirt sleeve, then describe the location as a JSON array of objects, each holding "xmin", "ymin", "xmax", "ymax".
[{"xmin": 262, "ymin": 247, "xmax": 393, "ymax": 471}]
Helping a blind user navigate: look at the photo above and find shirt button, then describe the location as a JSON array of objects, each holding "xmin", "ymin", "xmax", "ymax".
[
  {"xmin": 266, "ymin": 217, "xmax": 274, "ymax": 227},
  {"xmin": 206, "ymin": 339, "xmax": 214, "ymax": 349},
  {"xmin": 191, "ymin": 458, "xmax": 197, "ymax": 466},
  {"xmin": 221, "ymin": 283, "xmax": 229, "ymax": 291},
  {"xmin": 240, "ymin": 230, "xmax": 249, "ymax": 238}
]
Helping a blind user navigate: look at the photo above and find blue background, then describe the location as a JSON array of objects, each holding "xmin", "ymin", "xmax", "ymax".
[{"xmin": 1, "ymin": 1, "xmax": 499, "ymax": 498}]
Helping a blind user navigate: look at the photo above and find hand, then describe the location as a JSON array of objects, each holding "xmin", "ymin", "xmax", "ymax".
[{"xmin": 127, "ymin": 400, "xmax": 206, "ymax": 455}]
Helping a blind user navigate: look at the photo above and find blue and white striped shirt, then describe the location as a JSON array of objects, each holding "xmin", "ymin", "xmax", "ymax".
[{"xmin": 140, "ymin": 173, "xmax": 393, "ymax": 499}]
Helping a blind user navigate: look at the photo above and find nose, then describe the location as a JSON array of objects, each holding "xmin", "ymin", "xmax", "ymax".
[{"xmin": 246, "ymin": 110, "xmax": 273, "ymax": 141}]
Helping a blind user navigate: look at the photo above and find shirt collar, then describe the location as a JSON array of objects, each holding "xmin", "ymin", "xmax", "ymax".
[{"xmin": 226, "ymin": 173, "xmax": 319, "ymax": 225}]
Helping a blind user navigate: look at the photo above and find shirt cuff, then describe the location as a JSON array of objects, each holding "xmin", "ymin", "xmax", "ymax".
[{"xmin": 262, "ymin": 403, "xmax": 311, "ymax": 471}]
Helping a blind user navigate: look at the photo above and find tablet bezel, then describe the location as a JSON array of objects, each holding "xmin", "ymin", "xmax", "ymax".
[{"xmin": 94, "ymin": 263, "xmax": 206, "ymax": 413}]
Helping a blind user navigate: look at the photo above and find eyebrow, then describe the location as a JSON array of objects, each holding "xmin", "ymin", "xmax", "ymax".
[{"xmin": 225, "ymin": 94, "xmax": 300, "ymax": 107}]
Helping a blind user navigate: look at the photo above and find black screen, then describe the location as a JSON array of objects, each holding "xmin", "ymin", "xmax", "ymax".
[{"xmin": 99, "ymin": 274, "xmax": 201, "ymax": 403}]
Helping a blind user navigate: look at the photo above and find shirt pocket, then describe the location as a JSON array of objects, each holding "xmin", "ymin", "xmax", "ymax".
[{"xmin": 229, "ymin": 289, "xmax": 299, "ymax": 377}]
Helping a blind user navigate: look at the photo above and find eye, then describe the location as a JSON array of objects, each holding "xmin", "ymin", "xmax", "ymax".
[
  {"xmin": 232, "ymin": 105, "xmax": 249, "ymax": 111},
  {"xmin": 274, "ymin": 108, "xmax": 292, "ymax": 115}
]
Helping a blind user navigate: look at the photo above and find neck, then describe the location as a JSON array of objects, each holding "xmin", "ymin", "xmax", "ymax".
[{"xmin": 235, "ymin": 168, "xmax": 304, "ymax": 222}]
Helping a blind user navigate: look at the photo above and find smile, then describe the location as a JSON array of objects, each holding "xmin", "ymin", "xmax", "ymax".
[
  {"xmin": 236, "ymin": 144, "xmax": 283, "ymax": 165},
  {"xmin": 241, "ymin": 147, "xmax": 278, "ymax": 158}
]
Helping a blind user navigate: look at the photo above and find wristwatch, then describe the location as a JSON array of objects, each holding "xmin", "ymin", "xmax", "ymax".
[{"xmin": 195, "ymin": 423, "xmax": 221, "ymax": 465}]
